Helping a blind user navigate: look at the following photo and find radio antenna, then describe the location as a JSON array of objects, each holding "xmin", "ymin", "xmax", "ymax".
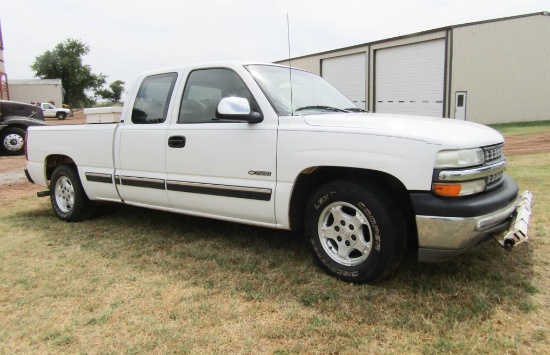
[{"xmin": 287, "ymin": 13, "xmax": 294, "ymax": 115}]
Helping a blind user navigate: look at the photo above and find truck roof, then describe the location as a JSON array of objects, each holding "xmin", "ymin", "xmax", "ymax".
[{"xmin": 135, "ymin": 61, "xmax": 298, "ymax": 77}]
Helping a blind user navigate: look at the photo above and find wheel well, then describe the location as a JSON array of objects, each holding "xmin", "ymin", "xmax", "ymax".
[
  {"xmin": 45, "ymin": 155, "xmax": 76, "ymax": 181},
  {"xmin": 288, "ymin": 167, "xmax": 418, "ymax": 247},
  {"xmin": 3, "ymin": 124, "xmax": 28, "ymax": 132}
]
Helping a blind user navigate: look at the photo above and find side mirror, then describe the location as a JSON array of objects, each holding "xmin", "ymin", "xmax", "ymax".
[{"xmin": 216, "ymin": 97, "xmax": 263, "ymax": 123}]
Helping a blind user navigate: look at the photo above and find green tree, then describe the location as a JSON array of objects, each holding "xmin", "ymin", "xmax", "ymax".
[
  {"xmin": 31, "ymin": 39, "xmax": 106, "ymax": 108},
  {"xmin": 97, "ymin": 80, "xmax": 125, "ymax": 103}
]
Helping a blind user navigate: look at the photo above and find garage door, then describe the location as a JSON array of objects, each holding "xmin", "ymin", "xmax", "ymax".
[
  {"xmin": 322, "ymin": 53, "xmax": 367, "ymax": 110},
  {"xmin": 375, "ymin": 39, "xmax": 445, "ymax": 117}
]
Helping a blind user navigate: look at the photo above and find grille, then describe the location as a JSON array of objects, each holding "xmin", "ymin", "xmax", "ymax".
[
  {"xmin": 487, "ymin": 170, "xmax": 504, "ymax": 187},
  {"xmin": 484, "ymin": 144, "xmax": 503, "ymax": 163},
  {"xmin": 485, "ymin": 144, "xmax": 505, "ymax": 189}
]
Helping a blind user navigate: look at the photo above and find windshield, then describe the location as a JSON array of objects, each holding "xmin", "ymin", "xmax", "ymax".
[{"xmin": 246, "ymin": 65, "xmax": 361, "ymax": 116}]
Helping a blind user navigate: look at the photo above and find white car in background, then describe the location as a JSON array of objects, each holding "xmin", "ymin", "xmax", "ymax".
[{"xmin": 37, "ymin": 102, "xmax": 72, "ymax": 120}]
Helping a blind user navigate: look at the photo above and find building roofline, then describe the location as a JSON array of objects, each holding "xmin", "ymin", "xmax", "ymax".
[
  {"xmin": 275, "ymin": 11, "xmax": 549, "ymax": 63},
  {"xmin": 9, "ymin": 79, "xmax": 62, "ymax": 85}
]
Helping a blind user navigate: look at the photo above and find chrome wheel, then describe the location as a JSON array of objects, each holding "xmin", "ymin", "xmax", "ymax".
[
  {"xmin": 305, "ymin": 180, "xmax": 406, "ymax": 283},
  {"xmin": 317, "ymin": 201, "xmax": 372, "ymax": 267},
  {"xmin": 55, "ymin": 176, "xmax": 75, "ymax": 213},
  {"xmin": 3, "ymin": 133, "xmax": 24, "ymax": 152},
  {"xmin": 50, "ymin": 165, "xmax": 94, "ymax": 221}
]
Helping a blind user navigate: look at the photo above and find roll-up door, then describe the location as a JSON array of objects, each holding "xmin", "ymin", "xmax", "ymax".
[
  {"xmin": 322, "ymin": 53, "xmax": 367, "ymax": 110},
  {"xmin": 375, "ymin": 39, "xmax": 445, "ymax": 117}
]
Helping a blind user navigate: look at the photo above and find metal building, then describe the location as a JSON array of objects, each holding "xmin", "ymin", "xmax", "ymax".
[
  {"xmin": 276, "ymin": 12, "xmax": 550, "ymax": 124},
  {"xmin": 9, "ymin": 79, "xmax": 64, "ymax": 107}
]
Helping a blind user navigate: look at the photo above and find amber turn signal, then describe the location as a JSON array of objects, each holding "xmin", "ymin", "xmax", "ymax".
[{"xmin": 433, "ymin": 183, "xmax": 462, "ymax": 196}]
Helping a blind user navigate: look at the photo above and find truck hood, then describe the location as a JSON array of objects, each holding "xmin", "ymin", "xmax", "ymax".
[{"xmin": 302, "ymin": 112, "xmax": 503, "ymax": 148}]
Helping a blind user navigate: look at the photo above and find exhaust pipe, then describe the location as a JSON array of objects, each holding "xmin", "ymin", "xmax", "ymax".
[
  {"xmin": 37, "ymin": 190, "xmax": 49, "ymax": 197},
  {"xmin": 496, "ymin": 191, "xmax": 533, "ymax": 250}
]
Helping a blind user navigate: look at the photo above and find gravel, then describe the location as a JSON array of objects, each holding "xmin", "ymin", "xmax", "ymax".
[{"xmin": 0, "ymin": 169, "xmax": 27, "ymax": 186}]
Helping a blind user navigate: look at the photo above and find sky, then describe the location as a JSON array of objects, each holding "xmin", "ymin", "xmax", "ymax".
[{"xmin": 1, "ymin": 0, "xmax": 548, "ymax": 92}]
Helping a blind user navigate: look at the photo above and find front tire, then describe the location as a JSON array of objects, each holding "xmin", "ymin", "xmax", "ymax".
[
  {"xmin": 0, "ymin": 127, "xmax": 26, "ymax": 155},
  {"xmin": 56, "ymin": 112, "xmax": 67, "ymax": 120},
  {"xmin": 50, "ymin": 165, "xmax": 93, "ymax": 221},
  {"xmin": 304, "ymin": 180, "xmax": 406, "ymax": 283}
]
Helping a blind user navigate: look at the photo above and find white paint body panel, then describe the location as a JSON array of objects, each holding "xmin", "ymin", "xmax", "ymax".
[
  {"xmin": 116, "ymin": 123, "xmax": 171, "ymax": 207},
  {"xmin": 26, "ymin": 123, "xmax": 121, "ymax": 201},
  {"xmin": 25, "ymin": 61, "xmax": 504, "ymax": 230},
  {"xmin": 165, "ymin": 122, "xmax": 277, "ymax": 223}
]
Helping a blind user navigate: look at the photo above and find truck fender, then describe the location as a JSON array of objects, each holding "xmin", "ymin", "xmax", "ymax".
[{"xmin": 1, "ymin": 116, "xmax": 47, "ymax": 128}]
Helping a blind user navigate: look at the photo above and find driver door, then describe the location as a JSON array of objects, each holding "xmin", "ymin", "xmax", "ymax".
[{"xmin": 165, "ymin": 68, "xmax": 277, "ymax": 223}]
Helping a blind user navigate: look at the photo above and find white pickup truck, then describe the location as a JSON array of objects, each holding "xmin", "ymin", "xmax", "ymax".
[
  {"xmin": 25, "ymin": 61, "xmax": 533, "ymax": 283},
  {"xmin": 37, "ymin": 102, "xmax": 72, "ymax": 120}
]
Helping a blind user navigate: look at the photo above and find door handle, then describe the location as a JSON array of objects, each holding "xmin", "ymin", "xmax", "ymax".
[{"xmin": 168, "ymin": 136, "xmax": 186, "ymax": 148}]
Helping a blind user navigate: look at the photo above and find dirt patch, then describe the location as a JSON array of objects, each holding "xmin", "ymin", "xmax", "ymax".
[
  {"xmin": 0, "ymin": 155, "xmax": 26, "ymax": 173},
  {"xmin": 0, "ymin": 182, "xmax": 42, "ymax": 207},
  {"xmin": 0, "ymin": 156, "xmax": 43, "ymax": 206},
  {"xmin": 503, "ymin": 133, "xmax": 550, "ymax": 156},
  {"xmin": 45, "ymin": 110, "xmax": 87, "ymax": 125}
]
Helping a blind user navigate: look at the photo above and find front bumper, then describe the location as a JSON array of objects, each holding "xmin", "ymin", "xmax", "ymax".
[{"xmin": 412, "ymin": 176, "xmax": 533, "ymax": 262}]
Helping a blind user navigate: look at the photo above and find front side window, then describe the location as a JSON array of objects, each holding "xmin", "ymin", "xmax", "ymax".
[
  {"xmin": 132, "ymin": 73, "xmax": 178, "ymax": 124},
  {"xmin": 178, "ymin": 68, "xmax": 259, "ymax": 123}
]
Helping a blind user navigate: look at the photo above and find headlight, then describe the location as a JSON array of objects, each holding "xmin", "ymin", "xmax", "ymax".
[{"xmin": 435, "ymin": 149, "xmax": 485, "ymax": 168}]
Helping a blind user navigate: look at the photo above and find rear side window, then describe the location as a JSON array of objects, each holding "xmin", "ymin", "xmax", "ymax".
[{"xmin": 132, "ymin": 73, "xmax": 178, "ymax": 124}]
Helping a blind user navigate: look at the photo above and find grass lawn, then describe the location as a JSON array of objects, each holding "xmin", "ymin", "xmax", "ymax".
[
  {"xmin": 490, "ymin": 120, "xmax": 550, "ymax": 136},
  {"xmin": 1, "ymin": 126, "xmax": 548, "ymax": 353}
]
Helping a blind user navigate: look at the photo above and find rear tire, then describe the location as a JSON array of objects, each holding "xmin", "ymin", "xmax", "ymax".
[
  {"xmin": 304, "ymin": 180, "xmax": 406, "ymax": 283},
  {"xmin": 0, "ymin": 127, "xmax": 26, "ymax": 155},
  {"xmin": 50, "ymin": 165, "xmax": 94, "ymax": 221}
]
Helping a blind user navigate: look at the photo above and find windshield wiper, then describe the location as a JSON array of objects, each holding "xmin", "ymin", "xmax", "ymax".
[
  {"xmin": 295, "ymin": 106, "xmax": 368, "ymax": 113},
  {"xmin": 295, "ymin": 105, "xmax": 348, "ymax": 113}
]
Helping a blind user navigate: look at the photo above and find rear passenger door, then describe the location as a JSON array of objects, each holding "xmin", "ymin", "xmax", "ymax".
[
  {"xmin": 165, "ymin": 68, "xmax": 278, "ymax": 223},
  {"xmin": 115, "ymin": 72, "xmax": 178, "ymax": 208}
]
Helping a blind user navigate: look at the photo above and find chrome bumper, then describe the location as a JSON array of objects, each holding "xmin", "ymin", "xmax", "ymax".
[{"xmin": 417, "ymin": 190, "xmax": 533, "ymax": 262}]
